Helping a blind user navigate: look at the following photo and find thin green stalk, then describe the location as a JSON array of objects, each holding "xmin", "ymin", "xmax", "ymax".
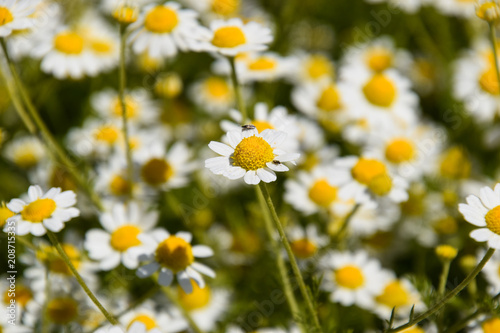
[
  {"xmin": 255, "ymin": 187, "xmax": 307, "ymax": 333},
  {"xmin": 446, "ymin": 292, "xmax": 500, "ymax": 333},
  {"xmin": 46, "ymin": 231, "xmax": 118, "ymax": 325},
  {"xmin": 257, "ymin": 183, "xmax": 323, "ymax": 333},
  {"xmin": 488, "ymin": 23, "xmax": 500, "ymax": 98},
  {"xmin": 388, "ymin": 248, "xmax": 495, "ymax": 333},
  {"xmin": 160, "ymin": 284, "xmax": 205, "ymax": 333},
  {"xmin": 118, "ymin": 24, "xmax": 134, "ymax": 192},
  {"xmin": 228, "ymin": 57, "xmax": 247, "ymax": 123},
  {"xmin": 334, "ymin": 203, "xmax": 361, "ymax": 241},
  {"xmin": 438, "ymin": 261, "xmax": 451, "ymax": 297}
]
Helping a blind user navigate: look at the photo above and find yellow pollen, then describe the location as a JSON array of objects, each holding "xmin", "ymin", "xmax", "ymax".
[
  {"xmin": 290, "ymin": 238, "xmax": 317, "ymax": 259},
  {"xmin": 482, "ymin": 318, "xmax": 500, "ymax": 333},
  {"xmin": 49, "ymin": 167, "xmax": 76, "ymax": 191},
  {"xmin": 368, "ymin": 173, "xmax": 392, "ymax": 196},
  {"xmin": 308, "ymin": 179, "xmax": 337, "ymax": 207},
  {"xmin": 21, "ymin": 198, "xmax": 56, "ymax": 223},
  {"xmin": 306, "ymin": 55, "xmax": 334, "ymax": 79},
  {"xmin": 3, "ymin": 284, "xmax": 32, "ymax": 307},
  {"xmin": 248, "ymin": 57, "xmax": 276, "ymax": 71},
  {"xmin": 155, "ymin": 236, "xmax": 194, "ymax": 272},
  {"xmin": 485, "ymin": 206, "xmax": 500, "ymax": 235},
  {"xmin": 110, "ymin": 225, "xmax": 142, "ymax": 252},
  {"xmin": 90, "ymin": 39, "xmax": 112, "ymax": 54},
  {"xmin": 112, "ymin": 96, "xmax": 138, "ymax": 119},
  {"xmin": 439, "ymin": 147, "xmax": 471, "ymax": 179},
  {"xmin": 46, "ymin": 298, "xmax": 78, "ymax": 324},
  {"xmin": 0, "ymin": 204, "xmax": 14, "ymax": 227},
  {"xmin": 54, "ymin": 32, "xmax": 84, "ymax": 55},
  {"xmin": 94, "ymin": 126, "xmax": 119, "ymax": 144},
  {"xmin": 178, "ymin": 280, "xmax": 211, "ymax": 310},
  {"xmin": 145, "ymin": 6, "xmax": 178, "ymax": 33},
  {"xmin": 479, "ymin": 67, "xmax": 500, "ymax": 95},
  {"xmin": 316, "ymin": 85, "xmax": 342, "ymax": 112},
  {"xmin": 385, "ymin": 138, "xmax": 415, "ymax": 163},
  {"xmin": 375, "ymin": 281, "xmax": 409, "ymax": 308},
  {"xmin": 204, "ymin": 77, "xmax": 231, "ymax": 99},
  {"xmin": 211, "ymin": 0, "xmax": 239, "ymax": 16},
  {"xmin": 366, "ymin": 48, "xmax": 393, "ymax": 72},
  {"xmin": 0, "ymin": 7, "xmax": 13, "ymax": 26},
  {"xmin": 128, "ymin": 314, "xmax": 157, "ymax": 330},
  {"xmin": 141, "ymin": 158, "xmax": 174, "ymax": 186},
  {"xmin": 47, "ymin": 244, "xmax": 81, "ymax": 275},
  {"xmin": 351, "ymin": 158, "xmax": 387, "ymax": 185},
  {"xmin": 211, "ymin": 26, "xmax": 246, "ymax": 48},
  {"xmin": 335, "ymin": 265, "xmax": 364, "ymax": 289},
  {"xmin": 362, "ymin": 74, "xmax": 396, "ymax": 107},
  {"xmin": 109, "ymin": 174, "xmax": 133, "ymax": 196},
  {"xmin": 251, "ymin": 120, "xmax": 274, "ymax": 132},
  {"xmin": 232, "ymin": 135, "xmax": 274, "ymax": 171}
]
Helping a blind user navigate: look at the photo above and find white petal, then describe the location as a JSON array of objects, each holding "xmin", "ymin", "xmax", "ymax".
[
  {"xmin": 43, "ymin": 218, "xmax": 64, "ymax": 232},
  {"xmin": 186, "ymin": 266, "xmax": 205, "ymax": 288},
  {"xmin": 30, "ymin": 223, "xmax": 47, "ymax": 236},
  {"xmin": 28, "ymin": 185, "xmax": 43, "ymax": 201},
  {"xmin": 136, "ymin": 262, "xmax": 159, "ymax": 278},
  {"xmin": 7, "ymin": 199, "xmax": 26, "ymax": 213},
  {"xmin": 191, "ymin": 262, "xmax": 216, "ymax": 278},
  {"xmin": 470, "ymin": 228, "xmax": 492, "ymax": 242},
  {"xmin": 192, "ymin": 245, "xmax": 213, "ymax": 257},
  {"xmin": 257, "ymin": 168, "xmax": 277, "ymax": 183},
  {"xmin": 176, "ymin": 231, "xmax": 192, "ymax": 243},
  {"xmin": 158, "ymin": 268, "xmax": 174, "ymax": 286},
  {"xmin": 459, "ymin": 204, "xmax": 487, "ymax": 227},
  {"xmin": 208, "ymin": 141, "xmax": 234, "ymax": 156},
  {"xmin": 99, "ymin": 252, "xmax": 121, "ymax": 271},
  {"xmin": 177, "ymin": 270, "xmax": 193, "ymax": 293},
  {"xmin": 244, "ymin": 170, "xmax": 260, "ymax": 185}
]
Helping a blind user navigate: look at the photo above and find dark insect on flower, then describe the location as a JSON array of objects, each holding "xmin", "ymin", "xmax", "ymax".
[
  {"xmin": 241, "ymin": 124, "xmax": 256, "ymax": 131},
  {"xmin": 272, "ymin": 160, "xmax": 281, "ymax": 165}
]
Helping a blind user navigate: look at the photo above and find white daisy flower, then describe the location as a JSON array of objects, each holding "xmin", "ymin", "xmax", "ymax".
[
  {"xmin": 6, "ymin": 185, "xmax": 79, "ymax": 236},
  {"xmin": 94, "ymin": 156, "xmax": 136, "ymax": 198},
  {"xmin": 320, "ymin": 250, "xmax": 386, "ymax": 309},
  {"xmin": 182, "ymin": 0, "xmax": 240, "ymax": 20},
  {"xmin": 66, "ymin": 119, "xmax": 122, "ymax": 159},
  {"xmin": 235, "ymin": 52, "xmax": 294, "ymax": 83},
  {"xmin": 286, "ymin": 52, "xmax": 335, "ymax": 85},
  {"xmin": 286, "ymin": 224, "xmax": 329, "ymax": 260},
  {"xmin": 84, "ymin": 201, "xmax": 158, "ymax": 270},
  {"xmin": 135, "ymin": 228, "xmax": 216, "ymax": 293},
  {"xmin": 3, "ymin": 135, "xmax": 46, "ymax": 169},
  {"xmin": 459, "ymin": 183, "xmax": 500, "ymax": 249},
  {"xmin": 128, "ymin": 2, "xmax": 201, "ymax": 59},
  {"xmin": 120, "ymin": 300, "xmax": 185, "ymax": 333},
  {"xmin": 0, "ymin": 0, "xmax": 40, "ymax": 38},
  {"xmin": 189, "ymin": 76, "xmax": 235, "ymax": 115},
  {"xmin": 205, "ymin": 127, "xmax": 300, "ymax": 185},
  {"xmin": 191, "ymin": 18, "xmax": 272, "ymax": 56}
]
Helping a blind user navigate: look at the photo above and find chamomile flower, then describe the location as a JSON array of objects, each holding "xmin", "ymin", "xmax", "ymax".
[
  {"xmin": 84, "ymin": 202, "xmax": 158, "ymax": 270},
  {"xmin": 6, "ymin": 185, "xmax": 79, "ymax": 236},
  {"xmin": 95, "ymin": 156, "xmax": 136, "ymax": 198},
  {"xmin": 189, "ymin": 76, "xmax": 235, "ymax": 115},
  {"xmin": 469, "ymin": 317, "xmax": 500, "ymax": 333},
  {"xmin": 286, "ymin": 224, "xmax": 328, "ymax": 259},
  {"xmin": 128, "ymin": 2, "xmax": 200, "ymax": 59},
  {"xmin": 0, "ymin": 202, "xmax": 14, "ymax": 228},
  {"xmin": 347, "ymin": 200, "xmax": 400, "ymax": 237},
  {"xmin": 3, "ymin": 136, "xmax": 46, "ymax": 169},
  {"xmin": 205, "ymin": 127, "xmax": 300, "ymax": 185},
  {"xmin": 136, "ymin": 228, "xmax": 216, "ymax": 293},
  {"xmin": 0, "ymin": 0, "xmax": 40, "ymax": 38},
  {"xmin": 236, "ymin": 52, "xmax": 294, "ymax": 83},
  {"xmin": 192, "ymin": 18, "xmax": 272, "ymax": 56},
  {"xmin": 287, "ymin": 52, "xmax": 335, "ymax": 84},
  {"xmin": 67, "ymin": 119, "xmax": 122, "ymax": 159},
  {"xmin": 120, "ymin": 300, "xmax": 185, "ymax": 332},
  {"xmin": 320, "ymin": 250, "xmax": 386, "ymax": 309},
  {"xmin": 459, "ymin": 183, "xmax": 500, "ymax": 249},
  {"xmin": 182, "ymin": 0, "xmax": 240, "ymax": 20},
  {"xmin": 434, "ymin": 0, "xmax": 476, "ymax": 18}
]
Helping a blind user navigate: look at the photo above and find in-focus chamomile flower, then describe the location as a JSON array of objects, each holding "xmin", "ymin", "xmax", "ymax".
[
  {"xmin": 205, "ymin": 127, "xmax": 300, "ymax": 185},
  {"xmin": 189, "ymin": 76, "xmax": 234, "ymax": 115},
  {"xmin": 3, "ymin": 136, "xmax": 46, "ymax": 169},
  {"xmin": 192, "ymin": 18, "xmax": 272, "ymax": 56},
  {"xmin": 129, "ymin": 2, "xmax": 200, "ymax": 59},
  {"xmin": 0, "ymin": 0, "xmax": 39, "ymax": 37},
  {"xmin": 320, "ymin": 251, "xmax": 386, "ymax": 309},
  {"xmin": 286, "ymin": 224, "xmax": 328, "ymax": 259},
  {"xmin": 136, "ymin": 228, "xmax": 215, "ymax": 293},
  {"xmin": 459, "ymin": 183, "xmax": 500, "ymax": 249},
  {"xmin": 85, "ymin": 202, "xmax": 158, "ymax": 270},
  {"xmin": 6, "ymin": 185, "xmax": 79, "ymax": 236}
]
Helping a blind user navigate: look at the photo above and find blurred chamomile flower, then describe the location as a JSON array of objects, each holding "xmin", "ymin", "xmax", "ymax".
[
  {"xmin": 0, "ymin": 0, "xmax": 40, "ymax": 37},
  {"xmin": 189, "ymin": 76, "xmax": 235, "ymax": 115},
  {"xmin": 3, "ymin": 135, "xmax": 46, "ymax": 169},
  {"xmin": 286, "ymin": 224, "xmax": 328, "ymax": 260}
]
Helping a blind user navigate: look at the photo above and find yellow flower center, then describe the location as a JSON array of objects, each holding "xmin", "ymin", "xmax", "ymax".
[
  {"xmin": 301, "ymin": 153, "xmax": 320, "ymax": 171},
  {"xmin": 366, "ymin": 48, "xmax": 393, "ymax": 72},
  {"xmin": 90, "ymin": 39, "xmax": 112, "ymax": 54},
  {"xmin": 94, "ymin": 125, "xmax": 119, "ymax": 144},
  {"xmin": 145, "ymin": 6, "xmax": 178, "ymax": 33},
  {"xmin": 232, "ymin": 136, "xmax": 274, "ymax": 171},
  {"xmin": 251, "ymin": 120, "xmax": 274, "ymax": 132},
  {"xmin": 308, "ymin": 179, "xmax": 338, "ymax": 207},
  {"xmin": 401, "ymin": 326, "xmax": 425, "ymax": 333},
  {"xmin": 367, "ymin": 173, "xmax": 392, "ymax": 196},
  {"xmin": 141, "ymin": 158, "xmax": 174, "ymax": 186},
  {"xmin": 12, "ymin": 149, "xmax": 39, "ymax": 168},
  {"xmin": 3, "ymin": 284, "xmax": 32, "ymax": 307},
  {"xmin": 155, "ymin": 236, "xmax": 194, "ymax": 272},
  {"xmin": 435, "ymin": 245, "xmax": 458, "ymax": 260},
  {"xmin": 178, "ymin": 280, "xmax": 211, "ymax": 310},
  {"xmin": 316, "ymin": 85, "xmax": 342, "ymax": 112},
  {"xmin": 0, "ymin": 204, "xmax": 14, "ymax": 227},
  {"xmin": 47, "ymin": 244, "xmax": 81, "ymax": 275},
  {"xmin": 375, "ymin": 281, "xmax": 409, "ymax": 308},
  {"xmin": 385, "ymin": 138, "xmax": 415, "ymax": 163},
  {"xmin": 306, "ymin": 55, "xmax": 333, "ymax": 79},
  {"xmin": 485, "ymin": 206, "xmax": 500, "ymax": 235},
  {"xmin": 362, "ymin": 74, "xmax": 396, "ymax": 107},
  {"xmin": 211, "ymin": 26, "xmax": 246, "ymax": 48},
  {"xmin": 479, "ymin": 67, "xmax": 500, "ymax": 95},
  {"xmin": 46, "ymin": 298, "xmax": 78, "ymax": 324},
  {"xmin": 204, "ymin": 77, "xmax": 231, "ymax": 99},
  {"xmin": 110, "ymin": 225, "xmax": 142, "ymax": 252},
  {"xmin": 211, "ymin": 0, "xmax": 239, "ymax": 16},
  {"xmin": 351, "ymin": 158, "xmax": 387, "ymax": 185},
  {"xmin": 248, "ymin": 57, "xmax": 276, "ymax": 71},
  {"xmin": 290, "ymin": 238, "xmax": 317, "ymax": 259},
  {"xmin": 128, "ymin": 314, "xmax": 157, "ymax": 330},
  {"xmin": 109, "ymin": 174, "xmax": 133, "ymax": 196},
  {"xmin": 439, "ymin": 147, "xmax": 471, "ymax": 179},
  {"xmin": 113, "ymin": 6, "xmax": 138, "ymax": 24},
  {"xmin": 433, "ymin": 216, "xmax": 458, "ymax": 235},
  {"xmin": 482, "ymin": 318, "xmax": 500, "ymax": 333},
  {"xmin": 21, "ymin": 198, "xmax": 56, "ymax": 223},
  {"xmin": 477, "ymin": 2, "xmax": 500, "ymax": 22},
  {"xmin": 0, "ymin": 7, "xmax": 13, "ymax": 26},
  {"xmin": 112, "ymin": 96, "xmax": 138, "ymax": 119},
  {"xmin": 54, "ymin": 32, "xmax": 84, "ymax": 55},
  {"xmin": 335, "ymin": 265, "xmax": 364, "ymax": 289}
]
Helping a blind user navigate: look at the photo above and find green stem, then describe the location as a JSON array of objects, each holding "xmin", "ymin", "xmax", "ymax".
[
  {"xmin": 334, "ymin": 203, "xmax": 361, "ymax": 241},
  {"xmin": 438, "ymin": 260, "xmax": 451, "ymax": 297},
  {"xmin": 489, "ymin": 23, "xmax": 500, "ymax": 97},
  {"xmin": 388, "ymin": 248, "xmax": 495, "ymax": 333},
  {"xmin": 228, "ymin": 56, "xmax": 247, "ymax": 123},
  {"xmin": 46, "ymin": 231, "xmax": 118, "ymax": 325},
  {"xmin": 255, "ymin": 187, "xmax": 307, "ymax": 333},
  {"xmin": 446, "ymin": 292, "xmax": 500, "ymax": 333},
  {"xmin": 118, "ymin": 24, "xmax": 134, "ymax": 193},
  {"xmin": 257, "ymin": 183, "xmax": 323, "ymax": 333},
  {"xmin": 159, "ymin": 284, "xmax": 205, "ymax": 333}
]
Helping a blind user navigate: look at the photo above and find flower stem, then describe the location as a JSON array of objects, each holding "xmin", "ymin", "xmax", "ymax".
[
  {"xmin": 255, "ymin": 187, "xmax": 307, "ymax": 333},
  {"xmin": 438, "ymin": 260, "xmax": 451, "ymax": 297},
  {"xmin": 159, "ymin": 284, "xmax": 205, "ymax": 333},
  {"xmin": 228, "ymin": 56, "xmax": 247, "ymax": 123},
  {"xmin": 46, "ymin": 231, "xmax": 118, "ymax": 325},
  {"xmin": 488, "ymin": 23, "xmax": 500, "ymax": 97},
  {"xmin": 388, "ymin": 248, "xmax": 495, "ymax": 333},
  {"xmin": 446, "ymin": 291, "xmax": 500, "ymax": 333},
  {"xmin": 257, "ymin": 183, "xmax": 323, "ymax": 333},
  {"xmin": 333, "ymin": 203, "xmax": 361, "ymax": 242},
  {"xmin": 118, "ymin": 24, "xmax": 134, "ymax": 194}
]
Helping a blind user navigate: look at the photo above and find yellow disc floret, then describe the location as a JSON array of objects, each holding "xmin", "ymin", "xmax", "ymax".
[
  {"xmin": 112, "ymin": 96, "xmax": 138, "ymax": 119},
  {"xmin": 306, "ymin": 54, "xmax": 334, "ymax": 80},
  {"xmin": 362, "ymin": 74, "xmax": 396, "ymax": 107},
  {"xmin": 128, "ymin": 314, "xmax": 157, "ymax": 330},
  {"xmin": 366, "ymin": 48, "xmax": 393, "ymax": 72},
  {"xmin": 385, "ymin": 138, "xmax": 415, "ymax": 163},
  {"xmin": 211, "ymin": 26, "xmax": 246, "ymax": 48},
  {"xmin": 145, "ymin": 6, "xmax": 178, "ymax": 33},
  {"xmin": 178, "ymin": 280, "xmax": 211, "ymax": 310},
  {"xmin": 308, "ymin": 179, "xmax": 337, "ymax": 207},
  {"xmin": 46, "ymin": 297, "xmax": 78, "ymax": 324},
  {"xmin": 0, "ymin": 203, "xmax": 14, "ymax": 227},
  {"xmin": 439, "ymin": 147, "xmax": 471, "ymax": 179},
  {"xmin": 109, "ymin": 174, "xmax": 133, "ymax": 196},
  {"xmin": 482, "ymin": 317, "xmax": 500, "ymax": 333},
  {"xmin": 368, "ymin": 173, "xmax": 392, "ymax": 196},
  {"xmin": 486, "ymin": 205, "xmax": 500, "ymax": 235},
  {"xmin": 479, "ymin": 67, "xmax": 500, "ymax": 95},
  {"xmin": 54, "ymin": 32, "xmax": 84, "ymax": 55},
  {"xmin": 204, "ymin": 77, "xmax": 231, "ymax": 99},
  {"xmin": 155, "ymin": 236, "xmax": 194, "ymax": 272},
  {"xmin": 375, "ymin": 281, "xmax": 409, "ymax": 308},
  {"xmin": 335, "ymin": 265, "xmax": 364, "ymax": 289},
  {"xmin": 351, "ymin": 158, "xmax": 387, "ymax": 185},
  {"xmin": 141, "ymin": 158, "xmax": 174, "ymax": 186},
  {"xmin": 0, "ymin": 7, "xmax": 13, "ymax": 26},
  {"xmin": 435, "ymin": 245, "xmax": 458, "ymax": 261},
  {"xmin": 290, "ymin": 238, "xmax": 317, "ymax": 259},
  {"xmin": 21, "ymin": 198, "xmax": 56, "ymax": 223},
  {"xmin": 317, "ymin": 85, "xmax": 342, "ymax": 112},
  {"xmin": 211, "ymin": 0, "xmax": 239, "ymax": 16},
  {"xmin": 251, "ymin": 120, "xmax": 274, "ymax": 132},
  {"xmin": 232, "ymin": 136, "xmax": 274, "ymax": 171},
  {"xmin": 248, "ymin": 57, "xmax": 276, "ymax": 71},
  {"xmin": 94, "ymin": 125, "xmax": 119, "ymax": 144},
  {"xmin": 110, "ymin": 225, "xmax": 142, "ymax": 252}
]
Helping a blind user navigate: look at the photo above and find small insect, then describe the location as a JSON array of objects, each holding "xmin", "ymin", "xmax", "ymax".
[
  {"xmin": 272, "ymin": 160, "xmax": 281, "ymax": 165},
  {"xmin": 241, "ymin": 124, "xmax": 256, "ymax": 131}
]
